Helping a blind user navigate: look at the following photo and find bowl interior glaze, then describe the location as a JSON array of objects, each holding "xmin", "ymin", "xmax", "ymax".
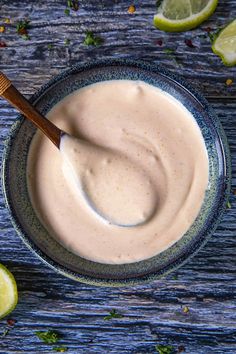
[{"xmin": 2, "ymin": 60, "xmax": 231, "ymax": 286}]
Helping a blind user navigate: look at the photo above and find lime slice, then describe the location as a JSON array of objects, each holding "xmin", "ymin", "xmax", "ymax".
[
  {"xmin": 154, "ymin": 0, "xmax": 218, "ymax": 32},
  {"xmin": 0, "ymin": 264, "xmax": 18, "ymax": 319},
  {"xmin": 212, "ymin": 19, "xmax": 236, "ymax": 66}
]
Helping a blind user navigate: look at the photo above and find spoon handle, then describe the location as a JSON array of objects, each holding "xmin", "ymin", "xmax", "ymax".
[{"xmin": 0, "ymin": 71, "xmax": 61, "ymax": 148}]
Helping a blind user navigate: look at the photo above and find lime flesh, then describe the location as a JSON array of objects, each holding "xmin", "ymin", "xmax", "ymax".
[
  {"xmin": 212, "ymin": 19, "xmax": 236, "ymax": 66},
  {"xmin": 0, "ymin": 264, "xmax": 18, "ymax": 319},
  {"xmin": 154, "ymin": 0, "xmax": 218, "ymax": 32}
]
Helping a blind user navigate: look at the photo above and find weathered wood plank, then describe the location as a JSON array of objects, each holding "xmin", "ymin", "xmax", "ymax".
[
  {"xmin": 0, "ymin": 0, "xmax": 236, "ymax": 97},
  {"xmin": 0, "ymin": 98, "xmax": 236, "ymax": 353},
  {"xmin": 0, "ymin": 1, "xmax": 236, "ymax": 353}
]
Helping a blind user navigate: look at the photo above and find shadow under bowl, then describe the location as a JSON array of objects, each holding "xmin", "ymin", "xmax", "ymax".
[{"xmin": 2, "ymin": 59, "xmax": 231, "ymax": 287}]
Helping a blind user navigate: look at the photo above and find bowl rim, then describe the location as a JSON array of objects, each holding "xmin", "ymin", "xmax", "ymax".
[{"xmin": 2, "ymin": 58, "xmax": 231, "ymax": 287}]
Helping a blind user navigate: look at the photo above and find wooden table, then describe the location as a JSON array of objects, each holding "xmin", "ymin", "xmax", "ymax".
[{"xmin": 0, "ymin": 1, "xmax": 236, "ymax": 353}]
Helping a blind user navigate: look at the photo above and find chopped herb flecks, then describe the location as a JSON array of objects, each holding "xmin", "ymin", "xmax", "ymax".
[
  {"xmin": 35, "ymin": 330, "xmax": 61, "ymax": 344},
  {"xmin": 1, "ymin": 318, "xmax": 17, "ymax": 338},
  {"xmin": 156, "ymin": 0, "xmax": 163, "ymax": 8},
  {"xmin": 64, "ymin": 39, "xmax": 70, "ymax": 45},
  {"xmin": 207, "ymin": 27, "xmax": 224, "ymax": 43},
  {"xmin": 164, "ymin": 48, "xmax": 175, "ymax": 54},
  {"xmin": 104, "ymin": 309, "xmax": 123, "ymax": 320},
  {"xmin": 53, "ymin": 347, "xmax": 68, "ymax": 352},
  {"xmin": 226, "ymin": 201, "xmax": 231, "ymax": 209},
  {"xmin": 67, "ymin": 0, "xmax": 79, "ymax": 11},
  {"xmin": 64, "ymin": 8, "xmax": 70, "ymax": 16},
  {"xmin": 163, "ymin": 48, "xmax": 181, "ymax": 67},
  {"xmin": 155, "ymin": 344, "xmax": 174, "ymax": 354},
  {"xmin": 16, "ymin": 19, "xmax": 30, "ymax": 40},
  {"xmin": 83, "ymin": 31, "xmax": 103, "ymax": 46},
  {"xmin": 1, "ymin": 329, "xmax": 9, "ymax": 338}
]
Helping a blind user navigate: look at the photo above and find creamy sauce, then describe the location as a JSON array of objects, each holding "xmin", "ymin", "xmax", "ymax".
[
  {"xmin": 27, "ymin": 80, "xmax": 209, "ymax": 264},
  {"xmin": 60, "ymin": 135, "xmax": 158, "ymax": 226}
]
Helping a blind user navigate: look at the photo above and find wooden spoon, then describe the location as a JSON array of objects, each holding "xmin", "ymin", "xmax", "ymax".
[
  {"xmin": 0, "ymin": 71, "xmax": 61, "ymax": 148},
  {"xmin": 0, "ymin": 71, "xmax": 157, "ymax": 227}
]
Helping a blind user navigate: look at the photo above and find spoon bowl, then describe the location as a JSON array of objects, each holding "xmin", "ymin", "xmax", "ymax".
[
  {"xmin": 61, "ymin": 134, "xmax": 158, "ymax": 227},
  {"xmin": 0, "ymin": 71, "xmax": 154, "ymax": 227}
]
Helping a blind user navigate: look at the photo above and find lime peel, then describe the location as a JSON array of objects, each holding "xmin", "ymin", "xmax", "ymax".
[
  {"xmin": 212, "ymin": 19, "xmax": 236, "ymax": 66},
  {"xmin": 0, "ymin": 264, "xmax": 18, "ymax": 319},
  {"xmin": 154, "ymin": 0, "xmax": 218, "ymax": 32}
]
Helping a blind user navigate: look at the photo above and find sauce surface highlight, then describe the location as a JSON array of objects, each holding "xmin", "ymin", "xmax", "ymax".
[
  {"xmin": 27, "ymin": 80, "xmax": 209, "ymax": 264},
  {"xmin": 60, "ymin": 134, "xmax": 158, "ymax": 227}
]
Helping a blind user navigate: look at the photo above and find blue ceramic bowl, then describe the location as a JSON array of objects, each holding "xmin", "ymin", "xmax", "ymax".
[{"xmin": 2, "ymin": 59, "xmax": 231, "ymax": 286}]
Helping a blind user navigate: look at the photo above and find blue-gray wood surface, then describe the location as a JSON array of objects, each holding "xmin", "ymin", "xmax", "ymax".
[{"xmin": 0, "ymin": 1, "xmax": 236, "ymax": 353}]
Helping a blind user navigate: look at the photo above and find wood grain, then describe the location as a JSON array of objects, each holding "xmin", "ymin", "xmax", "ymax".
[
  {"xmin": 0, "ymin": 83, "xmax": 61, "ymax": 148},
  {"xmin": 0, "ymin": 1, "xmax": 236, "ymax": 353}
]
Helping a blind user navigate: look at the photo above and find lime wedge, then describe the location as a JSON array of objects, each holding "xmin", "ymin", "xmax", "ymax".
[
  {"xmin": 154, "ymin": 0, "xmax": 218, "ymax": 32},
  {"xmin": 212, "ymin": 19, "xmax": 236, "ymax": 66},
  {"xmin": 0, "ymin": 264, "xmax": 18, "ymax": 319}
]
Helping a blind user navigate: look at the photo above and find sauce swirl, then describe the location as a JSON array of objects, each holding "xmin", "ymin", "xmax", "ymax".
[{"xmin": 27, "ymin": 80, "xmax": 209, "ymax": 264}]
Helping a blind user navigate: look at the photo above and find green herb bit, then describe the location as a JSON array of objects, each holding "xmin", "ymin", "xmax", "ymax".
[
  {"xmin": 83, "ymin": 31, "xmax": 103, "ymax": 46},
  {"xmin": 64, "ymin": 9, "xmax": 70, "ymax": 16},
  {"xmin": 155, "ymin": 344, "xmax": 174, "ymax": 354},
  {"xmin": 1, "ymin": 328, "xmax": 9, "ymax": 338},
  {"xmin": 208, "ymin": 32, "xmax": 215, "ymax": 43},
  {"xmin": 104, "ymin": 309, "xmax": 123, "ymax": 320},
  {"xmin": 156, "ymin": 0, "xmax": 163, "ymax": 8},
  {"xmin": 16, "ymin": 19, "xmax": 30, "ymax": 39},
  {"xmin": 53, "ymin": 347, "xmax": 68, "ymax": 352},
  {"xmin": 226, "ymin": 200, "xmax": 231, "ymax": 209},
  {"xmin": 67, "ymin": 0, "xmax": 79, "ymax": 11},
  {"xmin": 22, "ymin": 34, "xmax": 30, "ymax": 40},
  {"xmin": 35, "ymin": 330, "xmax": 61, "ymax": 344},
  {"xmin": 64, "ymin": 39, "xmax": 70, "ymax": 45},
  {"xmin": 47, "ymin": 43, "xmax": 53, "ymax": 50},
  {"xmin": 164, "ymin": 48, "xmax": 175, "ymax": 54},
  {"xmin": 208, "ymin": 27, "xmax": 224, "ymax": 44}
]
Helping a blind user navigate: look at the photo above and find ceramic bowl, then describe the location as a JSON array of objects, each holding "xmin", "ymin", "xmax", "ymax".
[{"xmin": 2, "ymin": 59, "xmax": 231, "ymax": 286}]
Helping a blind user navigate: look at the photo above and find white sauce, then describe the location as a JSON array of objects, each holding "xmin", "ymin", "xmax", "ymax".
[
  {"xmin": 60, "ymin": 134, "xmax": 158, "ymax": 226},
  {"xmin": 27, "ymin": 80, "xmax": 209, "ymax": 264}
]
